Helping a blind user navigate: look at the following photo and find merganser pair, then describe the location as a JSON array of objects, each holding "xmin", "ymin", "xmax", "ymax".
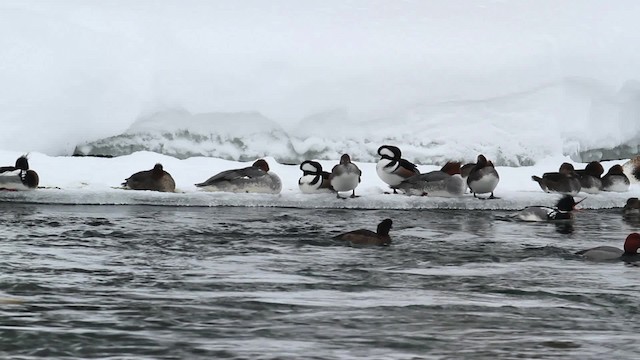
[{"xmin": 0, "ymin": 155, "xmax": 39, "ymax": 190}]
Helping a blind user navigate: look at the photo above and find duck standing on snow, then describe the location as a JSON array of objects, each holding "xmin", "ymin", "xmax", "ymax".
[
  {"xmin": 574, "ymin": 161, "xmax": 604, "ymax": 194},
  {"xmin": 298, "ymin": 160, "xmax": 333, "ymax": 194},
  {"xmin": 393, "ymin": 161, "xmax": 465, "ymax": 197},
  {"xmin": 622, "ymin": 155, "xmax": 640, "ymax": 183},
  {"xmin": 601, "ymin": 164, "xmax": 630, "ymax": 192},
  {"xmin": 623, "ymin": 197, "xmax": 640, "ymax": 217},
  {"xmin": 531, "ymin": 162, "xmax": 581, "ymax": 195},
  {"xmin": 195, "ymin": 159, "xmax": 281, "ymax": 194},
  {"xmin": 576, "ymin": 233, "xmax": 640, "ymax": 262},
  {"xmin": 334, "ymin": 219, "xmax": 393, "ymax": 246},
  {"xmin": 123, "ymin": 163, "xmax": 175, "ymax": 192},
  {"xmin": 508, "ymin": 195, "xmax": 584, "ymax": 222},
  {"xmin": 0, "ymin": 155, "xmax": 39, "ymax": 190},
  {"xmin": 376, "ymin": 145, "xmax": 420, "ymax": 193},
  {"xmin": 330, "ymin": 154, "xmax": 361, "ymax": 199},
  {"xmin": 467, "ymin": 154, "xmax": 499, "ymax": 199}
]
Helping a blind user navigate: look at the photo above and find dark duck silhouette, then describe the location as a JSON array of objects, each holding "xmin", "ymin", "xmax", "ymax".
[
  {"xmin": 334, "ymin": 219, "xmax": 393, "ymax": 246},
  {"xmin": 123, "ymin": 163, "xmax": 176, "ymax": 192}
]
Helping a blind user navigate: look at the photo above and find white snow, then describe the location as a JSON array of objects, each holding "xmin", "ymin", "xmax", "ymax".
[
  {"xmin": 1, "ymin": 1, "xmax": 640, "ymax": 163},
  {"xmin": 0, "ymin": 150, "xmax": 637, "ymax": 210}
]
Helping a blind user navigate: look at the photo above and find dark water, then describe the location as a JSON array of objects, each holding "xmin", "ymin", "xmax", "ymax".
[{"xmin": 1, "ymin": 204, "xmax": 639, "ymax": 359}]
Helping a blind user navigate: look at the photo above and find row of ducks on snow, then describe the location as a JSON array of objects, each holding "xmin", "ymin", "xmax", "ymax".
[
  {"xmin": 332, "ymin": 217, "xmax": 640, "ymax": 262},
  {"xmin": 0, "ymin": 145, "xmax": 638, "ymax": 198}
]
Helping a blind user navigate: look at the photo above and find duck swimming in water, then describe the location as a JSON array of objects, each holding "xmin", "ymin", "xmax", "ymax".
[
  {"xmin": 0, "ymin": 155, "xmax": 39, "ymax": 190},
  {"xmin": 531, "ymin": 163, "xmax": 581, "ymax": 195},
  {"xmin": 376, "ymin": 145, "xmax": 420, "ymax": 193},
  {"xmin": 575, "ymin": 233, "xmax": 640, "ymax": 262},
  {"xmin": 393, "ymin": 161, "xmax": 465, "ymax": 197},
  {"xmin": 123, "ymin": 163, "xmax": 175, "ymax": 192},
  {"xmin": 334, "ymin": 219, "xmax": 393, "ymax": 246},
  {"xmin": 623, "ymin": 197, "xmax": 640, "ymax": 217},
  {"xmin": 195, "ymin": 159, "xmax": 281, "ymax": 194},
  {"xmin": 467, "ymin": 155, "xmax": 499, "ymax": 199},
  {"xmin": 601, "ymin": 164, "xmax": 630, "ymax": 192},
  {"xmin": 298, "ymin": 160, "xmax": 333, "ymax": 194},
  {"xmin": 574, "ymin": 161, "xmax": 604, "ymax": 194},
  {"xmin": 508, "ymin": 195, "xmax": 584, "ymax": 222},
  {"xmin": 330, "ymin": 154, "xmax": 361, "ymax": 199}
]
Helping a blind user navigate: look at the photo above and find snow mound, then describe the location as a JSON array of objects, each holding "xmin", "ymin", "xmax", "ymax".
[{"xmin": 74, "ymin": 109, "xmax": 297, "ymax": 162}]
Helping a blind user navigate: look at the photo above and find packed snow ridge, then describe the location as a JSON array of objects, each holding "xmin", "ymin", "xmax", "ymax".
[{"xmin": 74, "ymin": 80, "xmax": 640, "ymax": 166}]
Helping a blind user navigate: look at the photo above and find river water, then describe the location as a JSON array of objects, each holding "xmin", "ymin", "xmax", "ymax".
[{"xmin": 1, "ymin": 203, "xmax": 639, "ymax": 359}]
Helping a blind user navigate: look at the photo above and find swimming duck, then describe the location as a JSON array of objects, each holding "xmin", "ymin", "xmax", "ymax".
[
  {"xmin": 0, "ymin": 155, "xmax": 39, "ymax": 190},
  {"xmin": 123, "ymin": 163, "xmax": 175, "ymax": 192},
  {"xmin": 575, "ymin": 233, "xmax": 640, "ymax": 262},
  {"xmin": 509, "ymin": 195, "xmax": 583, "ymax": 222},
  {"xmin": 531, "ymin": 163, "xmax": 581, "ymax": 195},
  {"xmin": 334, "ymin": 219, "xmax": 393, "ymax": 246},
  {"xmin": 195, "ymin": 159, "xmax": 281, "ymax": 194},
  {"xmin": 393, "ymin": 161, "xmax": 465, "ymax": 197},
  {"xmin": 376, "ymin": 145, "xmax": 420, "ymax": 193},
  {"xmin": 622, "ymin": 155, "xmax": 640, "ymax": 183},
  {"xmin": 467, "ymin": 155, "xmax": 499, "ymax": 199},
  {"xmin": 601, "ymin": 164, "xmax": 630, "ymax": 192},
  {"xmin": 298, "ymin": 160, "xmax": 332, "ymax": 194},
  {"xmin": 623, "ymin": 197, "xmax": 640, "ymax": 217},
  {"xmin": 574, "ymin": 161, "xmax": 604, "ymax": 194},
  {"xmin": 330, "ymin": 154, "xmax": 361, "ymax": 199}
]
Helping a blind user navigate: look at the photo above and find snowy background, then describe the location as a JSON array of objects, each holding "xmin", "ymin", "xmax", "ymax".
[{"xmin": 2, "ymin": 0, "xmax": 640, "ymax": 165}]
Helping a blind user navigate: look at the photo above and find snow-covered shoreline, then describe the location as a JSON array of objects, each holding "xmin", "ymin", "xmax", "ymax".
[{"xmin": 1, "ymin": 150, "xmax": 637, "ymax": 210}]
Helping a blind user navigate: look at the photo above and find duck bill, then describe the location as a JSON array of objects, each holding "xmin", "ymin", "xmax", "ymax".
[{"xmin": 574, "ymin": 197, "xmax": 587, "ymax": 210}]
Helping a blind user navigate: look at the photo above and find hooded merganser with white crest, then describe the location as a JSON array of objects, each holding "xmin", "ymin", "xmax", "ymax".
[
  {"xmin": 334, "ymin": 219, "xmax": 393, "ymax": 246},
  {"xmin": 531, "ymin": 163, "xmax": 581, "ymax": 195},
  {"xmin": 574, "ymin": 161, "xmax": 604, "ymax": 194},
  {"xmin": 576, "ymin": 233, "xmax": 640, "ymax": 262},
  {"xmin": 467, "ymin": 155, "xmax": 499, "ymax": 199},
  {"xmin": 509, "ymin": 195, "xmax": 584, "ymax": 222},
  {"xmin": 195, "ymin": 159, "xmax": 281, "ymax": 194},
  {"xmin": 376, "ymin": 145, "xmax": 419, "ymax": 193},
  {"xmin": 330, "ymin": 154, "xmax": 361, "ymax": 198},
  {"xmin": 123, "ymin": 163, "xmax": 175, "ymax": 192},
  {"xmin": 394, "ymin": 161, "xmax": 465, "ymax": 197},
  {"xmin": 0, "ymin": 155, "xmax": 39, "ymax": 190},
  {"xmin": 298, "ymin": 160, "xmax": 333, "ymax": 194},
  {"xmin": 623, "ymin": 197, "xmax": 640, "ymax": 217},
  {"xmin": 601, "ymin": 164, "xmax": 630, "ymax": 192}
]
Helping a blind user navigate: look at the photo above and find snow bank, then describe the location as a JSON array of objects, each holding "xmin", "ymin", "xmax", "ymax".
[{"xmin": 1, "ymin": 150, "xmax": 637, "ymax": 210}]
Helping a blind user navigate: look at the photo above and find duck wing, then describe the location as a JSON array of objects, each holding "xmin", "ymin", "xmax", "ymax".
[{"xmin": 197, "ymin": 166, "xmax": 265, "ymax": 186}]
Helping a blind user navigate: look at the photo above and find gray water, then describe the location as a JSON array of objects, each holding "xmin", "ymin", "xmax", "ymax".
[{"xmin": 1, "ymin": 203, "xmax": 639, "ymax": 359}]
